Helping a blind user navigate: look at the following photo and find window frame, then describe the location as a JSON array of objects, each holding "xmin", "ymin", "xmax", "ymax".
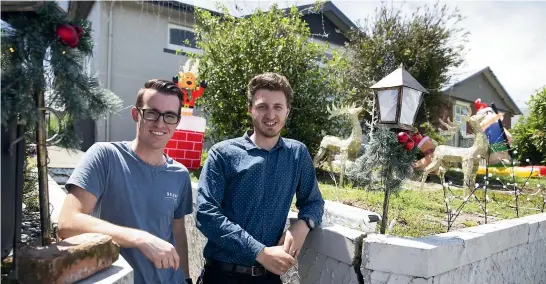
[
  {"xmin": 453, "ymin": 100, "xmax": 473, "ymax": 138},
  {"xmin": 167, "ymin": 23, "xmax": 202, "ymax": 55}
]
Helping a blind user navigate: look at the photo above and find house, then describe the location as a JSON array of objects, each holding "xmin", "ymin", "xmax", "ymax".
[
  {"xmin": 63, "ymin": 0, "xmax": 356, "ymax": 150},
  {"xmin": 440, "ymin": 67, "xmax": 522, "ymax": 147}
]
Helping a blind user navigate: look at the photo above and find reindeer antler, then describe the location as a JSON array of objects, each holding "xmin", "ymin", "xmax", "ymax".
[
  {"xmin": 437, "ymin": 116, "xmax": 467, "ymax": 140},
  {"xmin": 327, "ymin": 102, "xmax": 348, "ymax": 119}
]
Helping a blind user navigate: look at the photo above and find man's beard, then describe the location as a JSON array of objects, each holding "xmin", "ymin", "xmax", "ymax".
[{"xmin": 253, "ymin": 119, "xmax": 282, "ymax": 138}]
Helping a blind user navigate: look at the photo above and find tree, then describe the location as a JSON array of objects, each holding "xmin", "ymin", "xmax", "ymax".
[
  {"xmin": 1, "ymin": 1, "xmax": 122, "ymax": 246},
  {"xmin": 193, "ymin": 4, "xmax": 347, "ymax": 153},
  {"xmin": 512, "ymin": 87, "xmax": 546, "ymax": 165},
  {"xmin": 343, "ymin": 2, "xmax": 468, "ymax": 130}
]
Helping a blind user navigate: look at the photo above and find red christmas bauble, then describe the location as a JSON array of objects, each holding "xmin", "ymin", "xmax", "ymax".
[
  {"xmin": 405, "ymin": 140, "xmax": 415, "ymax": 150},
  {"xmin": 411, "ymin": 132, "xmax": 423, "ymax": 145},
  {"xmin": 56, "ymin": 24, "xmax": 79, "ymax": 47},
  {"xmin": 397, "ymin": 132, "xmax": 409, "ymax": 144}
]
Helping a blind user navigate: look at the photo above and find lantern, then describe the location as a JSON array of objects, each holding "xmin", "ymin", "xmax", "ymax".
[{"xmin": 370, "ymin": 64, "xmax": 429, "ymax": 130}]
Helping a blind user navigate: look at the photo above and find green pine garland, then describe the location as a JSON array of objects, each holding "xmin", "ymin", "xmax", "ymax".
[
  {"xmin": 346, "ymin": 127, "xmax": 417, "ymax": 233},
  {"xmin": 1, "ymin": 1, "xmax": 122, "ymax": 149},
  {"xmin": 346, "ymin": 128, "xmax": 417, "ymax": 191}
]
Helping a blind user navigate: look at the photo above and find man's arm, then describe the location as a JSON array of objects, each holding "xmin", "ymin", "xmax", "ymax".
[
  {"xmin": 195, "ymin": 148, "xmax": 265, "ymax": 263},
  {"xmin": 57, "ymin": 143, "xmax": 180, "ymax": 270},
  {"xmin": 173, "ymin": 218, "xmax": 189, "ymax": 278},
  {"xmin": 279, "ymin": 145, "xmax": 325, "ymax": 258},
  {"xmin": 58, "ymin": 186, "xmax": 144, "ymax": 247},
  {"xmin": 295, "ymin": 146, "xmax": 325, "ymax": 225}
]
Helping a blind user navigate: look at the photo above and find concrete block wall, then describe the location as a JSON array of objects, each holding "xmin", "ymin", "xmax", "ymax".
[{"xmin": 361, "ymin": 213, "xmax": 546, "ymax": 284}]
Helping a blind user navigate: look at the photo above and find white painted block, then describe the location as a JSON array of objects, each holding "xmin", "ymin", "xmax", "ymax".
[
  {"xmin": 301, "ymin": 223, "xmax": 366, "ymax": 264},
  {"xmin": 323, "ymin": 200, "xmax": 380, "ymax": 233},
  {"xmin": 363, "ymin": 234, "xmax": 434, "ymax": 277},
  {"xmin": 460, "ymin": 218, "xmax": 529, "ymax": 255},
  {"xmin": 520, "ymin": 213, "xmax": 546, "ymax": 243},
  {"xmin": 428, "ymin": 230, "xmax": 489, "ymax": 269}
]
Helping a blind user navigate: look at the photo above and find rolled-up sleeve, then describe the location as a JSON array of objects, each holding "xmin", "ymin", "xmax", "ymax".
[
  {"xmin": 296, "ymin": 146, "xmax": 325, "ymax": 226},
  {"xmin": 195, "ymin": 148, "xmax": 265, "ymax": 263}
]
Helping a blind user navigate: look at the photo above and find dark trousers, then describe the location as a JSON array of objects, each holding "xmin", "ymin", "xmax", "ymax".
[{"xmin": 197, "ymin": 265, "xmax": 282, "ymax": 284}]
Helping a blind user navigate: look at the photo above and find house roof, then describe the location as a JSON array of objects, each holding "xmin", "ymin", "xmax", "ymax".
[
  {"xmin": 442, "ymin": 67, "xmax": 522, "ymax": 115},
  {"xmin": 282, "ymin": 1, "xmax": 358, "ymax": 34}
]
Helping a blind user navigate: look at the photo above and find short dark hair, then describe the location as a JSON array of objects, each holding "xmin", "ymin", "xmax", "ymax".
[
  {"xmin": 247, "ymin": 72, "xmax": 293, "ymax": 107},
  {"xmin": 135, "ymin": 79, "xmax": 183, "ymax": 111}
]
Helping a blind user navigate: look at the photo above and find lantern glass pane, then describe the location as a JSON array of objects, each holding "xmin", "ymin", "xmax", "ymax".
[
  {"xmin": 378, "ymin": 89, "xmax": 398, "ymax": 122},
  {"xmin": 400, "ymin": 87, "xmax": 422, "ymax": 125}
]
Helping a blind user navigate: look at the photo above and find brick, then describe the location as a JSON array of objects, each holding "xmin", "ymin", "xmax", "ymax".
[
  {"xmin": 178, "ymin": 141, "xmax": 194, "ymax": 150},
  {"xmin": 187, "ymin": 133, "xmax": 204, "ymax": 142},
  {"xmin": 165, "ymin": 139, "xmax": 177, "ymax": 149},
  {"xmin": 172, "ymin": 131, "xmax": 187, "ymax": 141},
  {"xmin": 18, "ymin": 233, "xmax": 120, "ymax": 284},
  {"xmin": 185, "ymin": 150, "xmax": 201, "ymax": 160},
  {"xmin": 191, "ymin": 159, "xmax": 201, "ymax": 169},
  {"xmin": 193, "ymin": 142, "xmax": 203, "ymax": 151}
]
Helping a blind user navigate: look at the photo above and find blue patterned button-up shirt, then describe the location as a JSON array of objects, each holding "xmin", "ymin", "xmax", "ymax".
[{"xmin": 196, "ymin": 131, "xmax": 324, "ymax": 266}]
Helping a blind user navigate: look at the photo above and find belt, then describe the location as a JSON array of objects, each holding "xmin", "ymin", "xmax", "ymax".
[{"xmin": 205, "ymin": 258, "xmax": 270, "ymax": 277}]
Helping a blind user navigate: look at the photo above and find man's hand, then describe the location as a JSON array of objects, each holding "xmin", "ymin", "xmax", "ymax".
[
  {"xmin": 278, "ymin": 220, "xmax": 310, "ymax": 258},
  {"xmin": 256, "ymin": 246, "xmax": 296, "ymax": 275},
  {"xmin": 134, "ymin": 231, "xmax": 180, "ymax": 270}
]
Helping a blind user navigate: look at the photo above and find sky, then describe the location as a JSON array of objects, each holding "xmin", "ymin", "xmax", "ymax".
[{"xmin": 191, "ymin": 0, "xmax": 546, "ymax": 110}]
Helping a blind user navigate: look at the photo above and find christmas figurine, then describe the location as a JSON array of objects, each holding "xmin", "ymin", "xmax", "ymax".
[
  {"xmin": 172, "ymin": 59, "xmax": 207, "ymax": 116},
  {"xmin": 474, "ymin": 98, "xmax": 512, "ymax": 166}
]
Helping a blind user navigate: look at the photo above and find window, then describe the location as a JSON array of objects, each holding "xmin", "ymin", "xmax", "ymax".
[
  {"xmin": 167, "ymin": 23, "xmax": 202, "ymax": 54},
  {"xmin": 453, "ymin": 101, "xmax": 471, "ymax": 136}
]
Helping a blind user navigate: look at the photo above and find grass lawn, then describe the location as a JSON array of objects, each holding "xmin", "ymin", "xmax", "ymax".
[{"xmin": 318, "ymin": 176, "xmax": 544, "ymax": 238}]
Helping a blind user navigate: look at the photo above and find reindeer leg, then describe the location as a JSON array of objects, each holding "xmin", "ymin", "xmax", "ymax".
[
  {"xmin": 461, "ymin": 159, "xmax": 474, "ymax": 197},
  {"xmin": 313, "ymin": 146, "xmax": 327, "ymax": 167},
  {"xmin": 421, "ymin": 158, "xmax": 440, "ymax": 189},
  {"xmin": 340, "ymin": 150, "xmax": 348, "ymax": 188}
]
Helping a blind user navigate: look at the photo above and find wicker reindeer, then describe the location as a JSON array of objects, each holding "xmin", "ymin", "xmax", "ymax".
[
  {"xmin": 314, "ymin": 102, "xmax": 363, "ymax": 186},
  {"xmin": 420, "ymin": 113, "xmax": 490, "ymax": 195}
]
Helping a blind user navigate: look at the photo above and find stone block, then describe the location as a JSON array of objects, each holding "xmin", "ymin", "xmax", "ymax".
[
  {"xmin": 323, "ymin": 200, "xmax": 380, "ymax": 233},
  {"xmin": 363, "ymin": 234, "xmax": 435, "ymax": 277},
  {"xmin": 301, "ymin": 223, "xmax": 366, "ymax": 264},
  {"xmin": 460, "ymin": 218, "xmax": 529, "ymax": 255},
  {"xmin": 18, "ymin": 233, "xmax": 120, "ymax": 284},
  {"xmin": 424, "ymin": 230, "xmax": 489, "ymax": 273},
  {"xmin": 520, "ymin": 213, "xmax": 546, "ymax": 243}
]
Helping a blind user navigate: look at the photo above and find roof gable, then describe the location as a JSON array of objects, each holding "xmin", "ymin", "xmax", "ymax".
[{"xmin": 442, "ymin": 67, "xmax": 522, "ymax": 115}]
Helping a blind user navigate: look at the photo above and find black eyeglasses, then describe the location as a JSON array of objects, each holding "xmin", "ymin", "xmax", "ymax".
[{"xmin": 138, "ymin": 108, "xmax": 180, "ymax": 125}]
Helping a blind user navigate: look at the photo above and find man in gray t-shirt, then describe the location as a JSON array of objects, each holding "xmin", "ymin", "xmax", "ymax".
[{"xmin": 58, "ymin": 79, "xmax": 194, "ymax": 284}]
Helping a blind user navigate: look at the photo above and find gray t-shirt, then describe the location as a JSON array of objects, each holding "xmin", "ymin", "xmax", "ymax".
[{"xmin": 66, "ymin": 141, "xmax": 192, "ymax": 284}]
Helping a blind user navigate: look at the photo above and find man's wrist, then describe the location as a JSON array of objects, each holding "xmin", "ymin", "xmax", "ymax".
[{"xmin": 298, "ymin": 217, "xmax": 315, "ymax": 231}]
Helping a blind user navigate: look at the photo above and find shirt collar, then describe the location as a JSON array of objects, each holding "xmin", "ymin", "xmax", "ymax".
[{"xmin": 242, "ymin": 130, "xmax": 286, "ymax": 151}]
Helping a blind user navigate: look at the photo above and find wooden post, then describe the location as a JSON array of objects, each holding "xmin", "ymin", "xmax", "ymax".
[{"xmin": 34, "ymin": 51, "xmax": 52, "ymax": 246}]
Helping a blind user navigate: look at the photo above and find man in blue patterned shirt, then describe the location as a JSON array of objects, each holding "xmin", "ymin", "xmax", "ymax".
[{"xmin": 196, "ymin": 72, "xmax": 325, "ymax": 284}]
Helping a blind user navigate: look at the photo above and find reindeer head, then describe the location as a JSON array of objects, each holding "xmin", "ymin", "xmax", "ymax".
[
  {"xmin": 176, "ymin": 59, "xmax": 200, "ymax": 90},
  {"xmin": 326, "ymin": 102, "xmax": 363, "ymax": 119},
  {"xmin": 467, "ymin": 113, "xmax": 487, "ymax": 133}
]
